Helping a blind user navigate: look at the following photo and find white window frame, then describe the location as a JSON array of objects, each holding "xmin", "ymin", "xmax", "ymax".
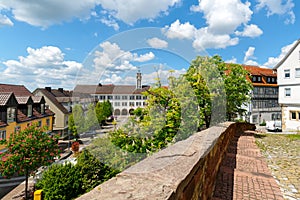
[
  {"xmin": 295, "ymin": 68, "xmax": 300, "ymax": 78},
  {"xmin": 284, "ymin": 69, "xmax": 290, "ymax": 78},
  {"xmin": 285, "ymin": 88, "xmax": 291, "ymax": 97}
]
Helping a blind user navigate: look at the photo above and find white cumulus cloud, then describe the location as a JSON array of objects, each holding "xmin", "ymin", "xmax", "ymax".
[
  {"xmin": 256, "ymin": 0, "xmax": 295, "ymax": 24},
  {"xmin": 263, "ymin": 40, "xmax": 297, "ymax": 68},
  {"xmin": 0, "ymin": 1, "xmax": 98, "ymax": 28},
  {"xmin": 163, "ymin": 19, "xmax": 196, "ymax": 40},
  {"xmin": 147, "ymin": 37, "xmax": 168, "ymax": 48},
  {"xmin": 97, "ymin": 0, "xmax": 181, "ymax": 25},
  {"xmin": 93, "ymin": 41, "xmax": 155, "ymax": 73},
  {"xmin": 0, "ymin": 14, "xmax": 13, "ymax": 27},
  {"xmin": 244, "ymin": 46, "xmax": 256, "ymax": 62},
  {"xmin": 2, "ymin": 46, "xmax": 82, "ymax": 90},
  {"xmin": 235, "ymin": 24, "xmax": 263, "ymax": 38}
]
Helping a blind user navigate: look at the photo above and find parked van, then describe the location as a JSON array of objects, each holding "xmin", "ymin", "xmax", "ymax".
[{"xmin": 266, "ymin": 120, "xmax": 282, "ymax": 132}]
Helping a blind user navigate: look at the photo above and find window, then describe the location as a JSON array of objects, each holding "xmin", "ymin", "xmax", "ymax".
[
  {"xmin": 291, "ymin": 111, "xmax": 297, "ymax": 120},
  {"xmin": 129, "ymin": 95, "xmax": 135, "ymax": 100},
  {"xmin": 7, "ymin": 107, "xmax": 16, "ymax": 122},
  {"xmin": 143, "ymin": 96, "xmax": 147, "ymax": 100},
  {"xmin": 285, "ymin": 88, "xmax": 291, "ymax": 97},
  {"xmin": 136, "ymin": 102, "xmax": 142, "ymax": 106},
  {"xmin": 122, "ymin": 102, "xmax": 127, "ymax": 106},
  {"xmin": 252, "ymin": 76, "xmax": 257, "ymax": 82},
  {"xmin": 284, "ymin": 69, "xmax": 290, "ymax": 78},
  {"xmin": 15, "ymin": 126, "xmax": 21, "ymax": 133},
  {"xmin": 257, "ymin": 76, "xmax": 262, "ymax": 82},
  {"xmin": 115, "ymin": 96, "xmax": 120, "ymax": 100},
  {"xmin": 27, "ymin": 104, "xmax": 32, "ymax": 117},
  {"xmin": 46, "ymin": 119, "xmax": 50, "ymax": 127},
  {"xmin": 129, "ymin": 102, "xmax": 134, "ymax": 106},
  {"xmin": 107, "ymin": 95, "xmax": 113, "ymax": 100},
  {"xmin": 136, "ymin": 95, "xmax": 142, "ymax": 100},
  {"xmin": 267, "ymin": 77, "xmax": 271, "ymax": 83},
  {"xmin": 114, "ymin": 102, "xmax": 120, "ymax": 106},
  {"xmin": 296, "ymin": 68, "xmax": 300, "ymax": 78},
  {"xmin": 122, "ymin": 96, "xmax": 127, "ymax": 100},
  {"xmin": 0, "ymin": 130, "xmax": 6, "ymax": 140},
  {"xmin": 41, "ymin": 104, "xmax": 45, "ymax": 114},
  {"xmin": 38, "ymin": 121, "xmax": 42, "ymax": 127},
  {"xmin": 99, "ymin": 95, "xmax": 106, "ymax": 100}
]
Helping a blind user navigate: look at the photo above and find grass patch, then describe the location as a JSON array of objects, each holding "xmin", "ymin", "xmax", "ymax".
[{"xmin": 286, "ymin": 134, "xmax": 300, "ymax": 141}]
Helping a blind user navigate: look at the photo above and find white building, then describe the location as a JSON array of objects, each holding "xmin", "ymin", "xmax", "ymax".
[
  {"xmin": 73, "ymin": 71, "xmax": 150, "ymax": 116},
  {"xmin": 274, "ymin": 39, "xmax": 300, "ymax": 131}
]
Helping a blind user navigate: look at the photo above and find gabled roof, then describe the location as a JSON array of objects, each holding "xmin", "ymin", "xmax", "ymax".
[
  {"xmin": 16, "ymin": 96, "xmax": 33, "ymax": 105},
  {"xmin": 33, "ymin": 88, "xmax": 69, "ymax": 114},
  {"xmin": 0, "ymin": 84, "xmax": 32, "ymax": 96},
  {"xmin": 0, "ymin": 92, "xmax": 14, "ymax": 106},
  {"xmin": 74, "ymin": 84, "xmax": 150, "ymax": 95},
  {"xmin": 274, "ymin": 39, "xmax": 300, "ymax": 69}
]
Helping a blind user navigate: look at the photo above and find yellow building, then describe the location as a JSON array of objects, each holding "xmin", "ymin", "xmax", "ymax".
[{"xmin": 0, "ymin": 84, "xmax": 54, "ymax": 151}]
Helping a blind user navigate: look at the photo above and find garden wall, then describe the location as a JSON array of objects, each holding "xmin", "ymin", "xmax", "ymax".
[{"xmin": 77, "ymin": 122, "xmax": 255, "ymax": 200}]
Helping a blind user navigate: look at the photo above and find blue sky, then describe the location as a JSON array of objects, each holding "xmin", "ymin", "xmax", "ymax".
[{"xmin": 0, "ymin": 0, "xmax": 299, "ymax": 91}]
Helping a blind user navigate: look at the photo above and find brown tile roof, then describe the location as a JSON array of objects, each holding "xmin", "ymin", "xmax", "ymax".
[
  {"xmin": 0, "ymin": 92, "xmax": 13, "ymax": 106},
  {"xmin": 74, "ymin": 84, "xmax": 150, "ymax": 95},
  {"xmin": 16, "ymin": 96, "xmax": 32, "ymax": 104},
  {"xmin": 33, "ymin": 88, "xmax": 69, "ymax": 114},
  {"xmin": 243, "ymin": 65, "xmax": 277, "ymax": 77},
  {"xmin": 0, "ymin": 84, "xmax": 32, "ymax": 96},
  {"xmin": 32, "ymin": 96, "xmax": 43, "ymax": 103}
]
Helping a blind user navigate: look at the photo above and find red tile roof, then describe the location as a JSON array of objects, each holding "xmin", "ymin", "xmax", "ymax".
[
  {"xmin": 243, "ymin": 65, "xmax": 277, "ymax": 77},
  {"xmin": 0, "ymin": 92, "xmax": 13, "ymax": 106},
  {"xmin": 0, "ymin": 84, "xmax": 32, "ymax": 96}
]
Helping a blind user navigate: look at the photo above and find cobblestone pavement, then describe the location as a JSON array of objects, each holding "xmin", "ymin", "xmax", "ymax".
[
  {"xmin": 255, "ymin": 133, "xmax": 300, "ymax": 200},
  {"xmin": 213, "ymin": 130, "xmax": 284, "ymax": 200}
]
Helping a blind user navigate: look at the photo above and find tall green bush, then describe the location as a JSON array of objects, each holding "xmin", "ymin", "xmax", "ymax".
[{"xmin": 36, "ymin": 163, "xmax": 83, "ymax": 200}]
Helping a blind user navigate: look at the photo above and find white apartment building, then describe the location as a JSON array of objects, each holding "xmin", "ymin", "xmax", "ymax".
[
  {"xmin": 73, "ymin": 71, "xmax": 150, "ymax": 116},
  {"xmin": 274, "ymin": 39, "xmax": 300, "ymax": 131}
]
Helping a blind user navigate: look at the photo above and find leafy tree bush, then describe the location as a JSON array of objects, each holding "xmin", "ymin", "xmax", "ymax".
[
  {"xmin": 0, "ymin": 124, "xmax": 60, "ymax": 199},
  {"xmin": 35, "ymin": 163, "xmax": 83, "ymax": 200},
  {"xmin": 95, "ymin": 100, "xmax": 113, "ymax": 125},
  {"xmin": 76, "ymin": 150, "xmax": 119, "ymax": 192},
  {"xmin": 36, "ymin": 150, "xmax": 119, "ymax": 199}
]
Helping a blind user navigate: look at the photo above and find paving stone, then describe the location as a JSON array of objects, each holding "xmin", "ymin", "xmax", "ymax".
[{"xmin": 213, "ymin": 131, "xmax": 284, "ymax": 200}]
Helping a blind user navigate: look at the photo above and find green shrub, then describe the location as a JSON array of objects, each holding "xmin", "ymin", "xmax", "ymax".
[
  {"xmin": 36, "ymin": 163, "xmax": 83, "ymax": 200},
  {"xmin": 76, "ymin": 150, "xmax": 119, "ymax": 192},
  {"xmin": 36, "ymin": 150, "xmax": 119, "ymax": 199}
]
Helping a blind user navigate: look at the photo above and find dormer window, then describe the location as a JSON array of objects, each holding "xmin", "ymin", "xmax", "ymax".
[
  {"xmin": 252, "ymin": 76, "xmax": 262, "ymax": 83},
  {"xmin": 7, "ymin": 107, "xmax": 16, "ymax": 122}
]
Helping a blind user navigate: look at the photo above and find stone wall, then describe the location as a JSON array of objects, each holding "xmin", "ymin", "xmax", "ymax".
[{"xmin": 77, "ymin": 122, "xmax": 255, "ymax": 200}]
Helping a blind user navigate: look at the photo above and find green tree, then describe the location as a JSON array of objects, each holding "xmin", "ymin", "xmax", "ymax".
[
  {"xmin": 68, "ymin": 113, "xmax": 78, "ymax": 136},
  {"xmin": 35, "ymin": 163, "xmax": 83, "ymax": 200},
  {"xmin": 185, "ymin": 55, "xmax": 251, "ymax": 126},
  {"xmin": 110, "ymin": 86, "xmax": 182, "ymax": 153},
  {"xmin": 223, "ymin": 63, "xmax": 253, "ymax": 120},
  {"xmin": 95, "ymin": 100, "xmax": 113, "ymax": 125},
  {"xmin": 72, "ymin": 104, "xmax": 85, "ymax": 134},
  {"xmin": 0, "ymin": 124, "xmax": 60, "ymax": 199},
  {"xmin": 85, "ymin": 103, "xmax": 99, "ymax": 131},
  {"xmin": 76, "ymin": 149, "xmax": 119, "ymax": 192}
]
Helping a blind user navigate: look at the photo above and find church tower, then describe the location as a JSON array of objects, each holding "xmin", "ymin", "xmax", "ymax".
[{"xmin": 136, "ymin": 70, "xmax": 142, "ymax": 89}]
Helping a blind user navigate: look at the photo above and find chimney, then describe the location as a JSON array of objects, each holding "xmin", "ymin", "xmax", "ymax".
[
  {"xmin": 58, "ymin": 88, "xmax": 64, "ymax": 93},
  {"xmin": 136, "ymin": 70, "xmax": 142, "ymax": 89},
  {"xmin": 45, "ymin": 87, "xmax": 51, "ymax": 92}
]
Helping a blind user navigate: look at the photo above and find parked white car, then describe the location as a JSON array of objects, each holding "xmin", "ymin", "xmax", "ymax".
[{"xmin": 266, "ymin": 120, "xmax": 282, "ymax": 132}]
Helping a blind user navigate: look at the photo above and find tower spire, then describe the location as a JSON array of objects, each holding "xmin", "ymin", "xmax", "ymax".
[{"xmin": 136, "ymin": 68, "xmax": 142, "ymax": 89}]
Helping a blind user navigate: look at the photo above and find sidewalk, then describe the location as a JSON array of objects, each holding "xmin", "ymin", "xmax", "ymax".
[{"xmin": 212, "ymin": 130, "xmax": 284, "ymax": 200}]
